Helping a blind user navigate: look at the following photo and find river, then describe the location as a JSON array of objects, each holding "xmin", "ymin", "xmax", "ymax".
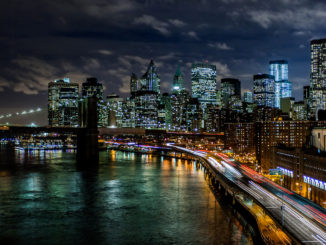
[{"xmin": 0, "ymin": 147, "xmax": 253, "ymax": 244}]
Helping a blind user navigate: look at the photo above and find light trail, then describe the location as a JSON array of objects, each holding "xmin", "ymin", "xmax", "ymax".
[{"xmin": 170, "ymin": 145, "xmax": 326, "ymax": 244}]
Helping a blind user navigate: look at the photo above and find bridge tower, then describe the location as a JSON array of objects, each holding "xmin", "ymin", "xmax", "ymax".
[{"xmin": 77, "ymin": 96, "xmax": 99, "ymax": 164}]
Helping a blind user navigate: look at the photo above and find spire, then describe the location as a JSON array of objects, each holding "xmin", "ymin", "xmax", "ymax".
[
  {"xmin": 173, "ymin": 65, "xmax": 184, "ymax": 92},
  {"xmin": 140, "ymin": 59, "xmax": 160, "ymax": 93},
  {"xmin": 175, "ymin": 64, "xmax": 182, "ymax": 77},
  {"xmin": 142, "ymin": 59, "xmax": 155, "ymax": 78}
]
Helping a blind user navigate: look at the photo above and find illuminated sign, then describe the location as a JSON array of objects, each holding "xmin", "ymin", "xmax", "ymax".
[
  {"xmin": 303, "ymin": 175, "xmax": 326, "ymax": 190},
  {"xmin": 277, "ymin": 166, "xmax": 293, "ymax": 177}
]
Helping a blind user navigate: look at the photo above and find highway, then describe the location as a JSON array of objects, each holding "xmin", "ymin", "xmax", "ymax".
[{"xmin": 169, "ymin": 145, "xmax": 326, "ymax": 244}]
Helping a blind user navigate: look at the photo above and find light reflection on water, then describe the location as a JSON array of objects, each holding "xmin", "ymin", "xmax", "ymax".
[{"xmin": 0, "ymin": 147, "xmax": 253, "ymax": 245}]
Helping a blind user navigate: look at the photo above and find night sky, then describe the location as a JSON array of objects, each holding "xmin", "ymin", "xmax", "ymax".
[{"xmin": 1, "ymin": 0, "xmax": 325, "ymax": 112}]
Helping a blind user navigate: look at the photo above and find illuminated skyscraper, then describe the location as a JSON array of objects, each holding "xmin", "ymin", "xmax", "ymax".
[
  {"xmin": 253, "ymin": 74, "xmax": 275, "ymax": 108},
  {"xmin": 170, "ymin": 90, "xmax": 190, "ymax": 131},
  {"xmin": 170, "ymin": 66, "xmax": 188, "ymax": 131},
  {"xmin": 269, "ymin": 60, "xmax": 291, "ymax": 108},
  {"xmin": 81, "ymin": 77, "xmax": 107, "ymax": 127},
  {"xmin": 221, "ymin": 78, "xmax": 241, "ymax": 109},
  {"xmin": 48, "ymin": 78, "xmax": 79, "ymax": 126},
  {"xmin": 82, "ymin": 77, "xmax": 103, "ymax": 100},
  {"xmin": 139, "ymin": 60, "xmax": 160, "ymax": 94},
  {"xmin": 191, "ymin": 63, "xmax": 217, "ymax": 109},
  {"xmin": 129, "ymin": 60, "xmax": 161, "ymax": 128},
  {"xmin": 134, "ymin": 91, "xmax": 158, "ymax": 128},
  {"xmin": 310, "ymin": 39, "xmax": 326, "ymax": 119},
  {"xmin": 106, "ymin": 94, "xmax": 124, "ymax": 128},
  {"xmin": 244, "ymin": 91, "xmax": 253, "ymax": 103},
  {"xmin": 130, "ymin": 73, "xmax": 138, "ymax": 95},
  {"xmin": 172, "ymin": 65, "xmax": 185, "ymax": 92}
]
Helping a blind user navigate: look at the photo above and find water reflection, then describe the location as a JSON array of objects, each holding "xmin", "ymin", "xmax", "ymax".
[{"xmin": 0, "ymin": 147, "xmax": 253, "ymax": 244}]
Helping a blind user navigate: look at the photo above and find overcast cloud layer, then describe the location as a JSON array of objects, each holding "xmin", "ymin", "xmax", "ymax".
[{"xmin": 0, "ymin": 0, "xmax": 325, "ymax": 110}]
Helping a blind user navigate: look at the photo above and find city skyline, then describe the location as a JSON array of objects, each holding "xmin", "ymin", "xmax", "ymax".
[
  {"xmin": 1, "ymin": 1, "xmax": 326, "ymax": 244},
  {"xmin": 1, "ymin": 0, "xmax": 326, "ymax": 111}
]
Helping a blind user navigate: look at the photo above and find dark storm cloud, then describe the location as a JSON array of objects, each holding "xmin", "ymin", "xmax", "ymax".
[{"xmin": 1, "ymin": 0, "xmax": 326, "ymax": 109}]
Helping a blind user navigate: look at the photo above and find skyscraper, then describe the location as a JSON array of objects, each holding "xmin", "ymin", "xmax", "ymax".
[
  {"xmin": 130, "ymin": 73, "xmax": 138, "ymax": 95},
  {"xmin": 310, "ymin": 39, "xmax": 326, "ymax": 119},
  {"xmin": 48, "ymin": 78, "xmax": 79, "ymax": 127},
  {"xmin": 171, "ymin": 66, "xmax": 188, "ymax": 131},
  {"xmin": 253, "ymin": 74, "xmax": 275, "ymax": 108},
  {"xmin": 221, "ymin": 78, "xmax": 241, "ymax": 109},
  {"xmin": 134, "ymin": 91, "xmax": 158, "ymax": 128},
  {"xmin": 130, "ymin": 60, "xmax": 161, "ymax": 128},
  {"xmin": 304, "ymin": 85, "xmax": 310, "ymax": 101},
  {"xmin": 106, "ymin": 94, "xmax": 124, "ymax": 128},
  {"xmin": 269, "ymin": 60, "xmax": 291, "ymax": 108},
  {"xmin": 139, "ymin": 60, "xmax": 161, "ymax": 94},
  {"xmin": 82, "ymin": 77, "xmax": 103, "ymax": 100},
  {"xmin": 191, "ymin": 63, "xmax": 217, "ymax": 109},
  {"xmin": 172, "ymin": 65, "xmax": 185, "ymax": 92},
  {"xmin": 244, "ymin": 91, "xmax": 253, "ymax": 103},
  {"xmin": 81, "ymin": 77, "xmax": 107, "ymax": 127}
]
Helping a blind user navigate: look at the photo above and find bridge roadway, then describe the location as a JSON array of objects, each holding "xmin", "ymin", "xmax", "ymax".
[{"xmin": 169, "ymin": 145, "xmax": 326, "ymax": 244}]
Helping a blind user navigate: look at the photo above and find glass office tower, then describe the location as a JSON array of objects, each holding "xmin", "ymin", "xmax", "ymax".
[
  {"xmin": 173, "ymin": 65, "xmax": 185, "ymax": 92},
  {"xmin": 253, "ymin": 74, "xmax": 275, "ymax": 108},
  {"xmin": 244, "ymin": 91, "xmax": 253, "ymax": 103},
  {"xmin": 310, "ymin": 39, "xmax": 326, "ymax": 119},
  {"xmin": 221, "ymin": 78, "xmax": 241, "ymax": 109},
  {"xmin": 191, "ymin": 63, "xmax": 217, "ymax": 109},
  {"xmin": 48, "ymin": 78, "xmax": 79, "ymax": 127},
  {"xmin": 269, "ymin": 60, "xmax": 291, "ymax": 108}
]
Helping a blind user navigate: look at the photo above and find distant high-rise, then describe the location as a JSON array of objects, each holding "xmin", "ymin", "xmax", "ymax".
[
  {"xmin": 140, "ymin": 60, "xmax": 161, "ymax": 94},
  {"xmin": 253, "ymin": 74, "xmax": 275, "ymax": 108},
  {"xmin": 82, "ymin": 77, "xmax": 103, "ymax": 100},
  {"xmin": 293, "ymin": 101, "xmax": 306, "ymax": 120},
  {"xmin": 172, "ymin": 65, "xmax": 185, "ymax": 92},
  {"xmin": 81, "ymin": 77, "xmax": 107, "ymax": 127},
  {"xmin": 310, "ymin": 39, "xmax": 326, "ymax": 118},
  {"xmin": 129, "ymin": 60, "xmax": 161, "ymax": 129},
  {"xmin": 48, "ymin": 78, "xmax": 79, "ymax": 127},
  {"xmin": 106, "ymin": 94, "xmax": 124, "ymax": 128},
  {"xmin": 191, "ymin": 63, "xmax": 217, "ymax": 109},
  {"xmin": 244, "ymin": 91, "xmax": 253, "ymax": 103},
  {"xmin": 221, "ymin": 78, "xmax": 241, "ymax": 108},
  {"xmin": 304, "ymin": 85, "xmax": 310, "ymax": 100},
  {"xmin": 130, "ymin": 73, "xmax": 138, "ymax": 95},
  {"xmin": 134, "ymin": 91, "xmax": 158, "ymax": 128},
  {"xmin": 269, "ymin": 60, "xmax": 291, "ymax": 108},
  {"xmin": 170, "ymin": 90, "xmax": 190, "ymax": 131}
]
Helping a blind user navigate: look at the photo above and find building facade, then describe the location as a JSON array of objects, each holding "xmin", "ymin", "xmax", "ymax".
[
  {"xmin": 48, "ymin": 78, "xmax": 79, "ymax": 127},
  {"xmin": 139, "ymin": 60, "xmax": 161, "ymax": 94},
  {"xmin": 106, "ymin": 94, "xmax": 124, "ymax": 128},
  {"xmin": 130, "ymin": 73, "xmax": 138, "ymax": 95},
  {"xmin": 191, "ymin": 63, "xmax": 217, "ymax": 110},
  {"xmin": 82, "ymin": 77, "xmax": 103, "ymax": 100},
  {"xmin": 221, "ymin": 78, "xmax": 241, "ymax": 109},
  {"xmin": 134, "ymin": 91, "xmax": 159, "ymax": 128},
  {"xmin": 253, "ymin": 74, "xmax": 275, "ymax": 108},
  {"xmin": 310, "ymin": 39, "xmax": 326, "ymax": 119},
  {"xmin": 172, "ymin": 65, "xmax": 185, "ymax": 92},
  {"xmin": 244, "ymin": 91, "xmax": 253, "ymax": 103},
  {"xmin": 271, "ymin": 145, "xmax": 326, "ymax": 208},
  {"xmin": 269, "ymin": 60, "xmax": 291, "ymax": 108},
  {"xmin": 81, "ymin": 77, "xmax": 107, "ymax": 127}
]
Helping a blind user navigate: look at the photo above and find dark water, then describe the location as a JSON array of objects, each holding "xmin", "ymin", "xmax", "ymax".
[{"xmin": 0, "ymin": 147, "xmax": 253, "ymax": 244}]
